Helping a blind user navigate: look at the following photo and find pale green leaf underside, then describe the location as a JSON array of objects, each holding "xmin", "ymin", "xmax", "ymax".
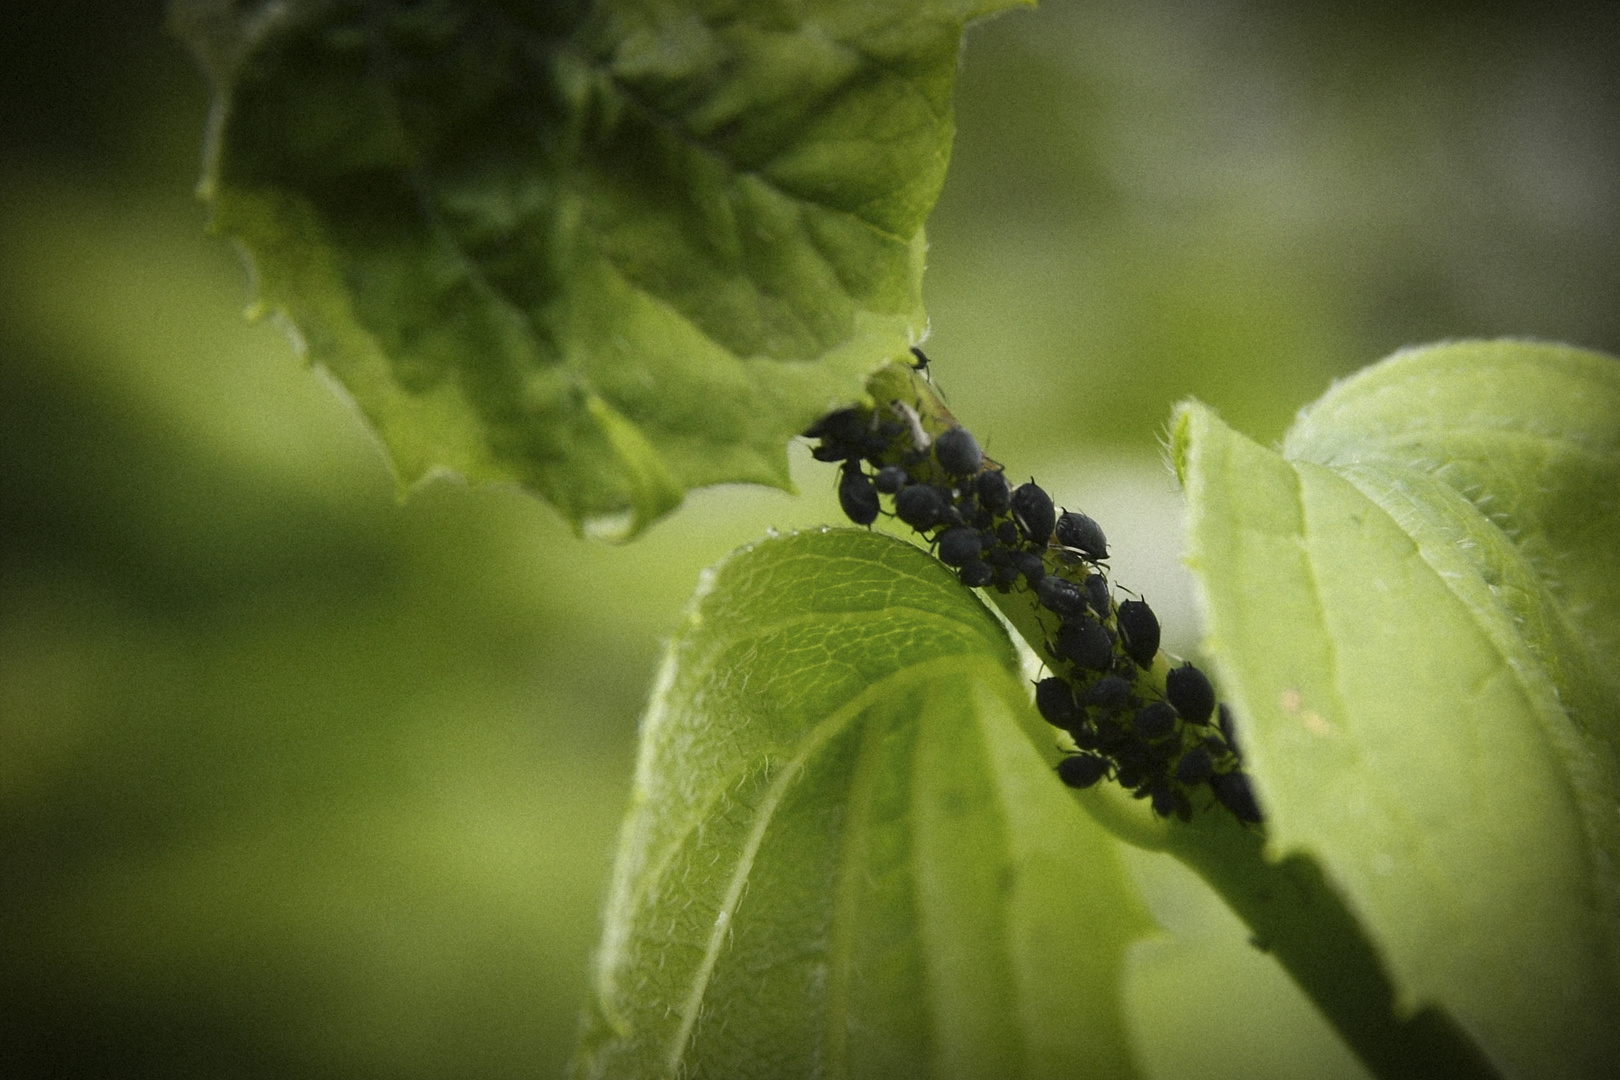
[
  {"xmin": 1175, "ymin": 341, "xmax": 1620, "ymax": 1080},
  {"xmin": 575, "ymin": 529, "xmax": 1151, "ymax": 1079},
  {"xmin": 1284, "ymin": 340, "xmax": 1620, "ymax": 734},
  {"xmin": 173, "ymin": 0, "xmax": 1025, "ymax": 537}
]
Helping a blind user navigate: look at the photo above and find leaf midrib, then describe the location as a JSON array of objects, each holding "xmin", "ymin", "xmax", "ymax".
[
  {"xmin": 661, "ymin": 653, "xmax": 1007, "ymax": 1074},
  {"xmin": 1327, "ymin": 462, "xmax": 1620, "ymax": 981},
  {"xmin": 617, "ymin": 597, "xmax": 1011, "ymax": 963}
]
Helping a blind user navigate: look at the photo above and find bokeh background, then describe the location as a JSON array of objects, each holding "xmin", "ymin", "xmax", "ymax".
[{"xmin": 3, "ymin": 2, "xmax": 1616, "ymax": 1077}]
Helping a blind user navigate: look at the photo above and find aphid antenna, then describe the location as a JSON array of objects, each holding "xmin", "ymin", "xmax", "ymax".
[
  {"xmin": 1054, "ymin": 544, "xmax": 1109, "ymax": 566},
  {"xmin": 1029, "ymin": 601, "xmax": 1064, "ymax": 633},
  {"xmin": 1137, "ymin": 683, "xmax": 1172, "ymax": 706}
]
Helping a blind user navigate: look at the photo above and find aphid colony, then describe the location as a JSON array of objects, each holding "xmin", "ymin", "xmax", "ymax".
[{"xmin": 804, "ymin": 380, "xmax": 1262, "ymax": 825}]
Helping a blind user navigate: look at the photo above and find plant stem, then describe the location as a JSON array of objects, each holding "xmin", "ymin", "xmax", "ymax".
[{"xmin": 865, "ymin": 360, "xmax": 1502, "ymax": 1080}]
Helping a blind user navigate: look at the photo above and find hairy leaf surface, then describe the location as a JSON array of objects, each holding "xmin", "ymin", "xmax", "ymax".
[
  {"xmin": 173, "ymin": 0, "xmax": 1023, "ymax": 537},
  {"xmin": 1174, "ymin": 341, "xmax": 1620, "ymax": 1080},
  {"xmin": 576, "ymin": 528, "xmax": 1150, "ymax": 1079}
]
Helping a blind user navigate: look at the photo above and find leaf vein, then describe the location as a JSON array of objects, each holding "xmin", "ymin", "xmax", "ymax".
[{"xmin": 662, "ymin": 654, "xmax": 994, "ymax": 1071}]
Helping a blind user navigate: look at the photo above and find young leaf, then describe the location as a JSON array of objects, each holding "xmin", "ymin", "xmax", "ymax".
[
  {"xmin": 1174, "ymin": 341, "xmax": 1620, "ymax": 1080},
  {"xmin": 1283, "ymin": 340, "xmax": 1620, "ymax": 727},
  {"xmin": 172, "ymin": 0, "xmax": 1025, "ymax": 537},
  {"xmin": 575, "ymin": 528, "xmax": 1152, "ymax": 1079}
]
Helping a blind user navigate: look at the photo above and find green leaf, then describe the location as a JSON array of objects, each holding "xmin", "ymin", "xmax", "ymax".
[
  {"xmin": 575, "ymin": 528, "xmax": 1151, "ymax": 1079},
  {"xmin": 1173, "ymin": 341, "xmax": 1620, "ymax": 1080},
  {"xmin": 172, "ymin": 0, "xmax": 1025, "ymax": 537},
  {"xmin": 1283, "ymin": 340, "xmax": 1620, "ymax": 726}
]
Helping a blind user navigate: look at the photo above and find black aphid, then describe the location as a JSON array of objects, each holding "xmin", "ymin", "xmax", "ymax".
[
  {"xmin": 873, "ymin": 465, "xmax": 907, "ymax": 494},
  {"xmin": 936, "ymin": 526, "xmax": 982, "ymax": 567},
  {"xmin": 1175, "ymin": 746, "xmax": 1214, "ymax": 784},
  {"xmin": 806, "ymin": 407, "xmax": 866, "ymax": 444},
  {"xmin": 1115, "ymin": 599, "xmax": 1161, "ymax": 669},
  {"xmin": 1165, "ymin": 663, "xmax": 1216, "ymax": 726},
  {"xmin": 1056, "ymin": 511, "xmax": 1109, "ymax": 562},
  {"xmin": 1009, "ymin": 550, "xmax": 1046, "ymax": 585},
  {"xmin": 1057, "ymin": 619, "xmax": 1115, "ymax": 671},
  {"xmin": 958, "ymin": 559, "xmax": 994, "ymax": 588},
  {"xmin": 1084, "ymin": 675, "xmax": 1133, "ymax": 712},
  {"xmin": 1035, "ymin": 576, "xmax": 1086, "ymax": 619},
  {"xmin": 838, "ymin": 466, "xmax": 879, "ymax": 525},
  {"xmin": 976, "ymin": 470, "xmax": 1011, "ymax": 513},
  {"xmin": 860, "ymin": 431, "xmax": 891, "ymax": 460},
  {"xmin": 1010, "ymin": 482, "xmax": 1056, "ymax": 545},
  {"xmin": 1070, "ymin": 721, "xmax": 1101, "ymax": 750},
  {"xmin": 1057, "ymin": 754, "xmax": 1109, "ymax": 789},
  {"xmin": 810, "ymin": 442, "xmax": 853, "ymax": 463},
  {"xmin": 1211, "ymin": 771, "xmax": 1263, "ymax": 823},
  {"xmin": 996, "ymin": 520, "xmax": 1022, "ymax": 547},
  {"xmin": 1083, "ymin": 573, "xmax": 1110, "ymax": 616},
  {"xmin": 1149, "ymin": 781, "xmax": 1183, "ymax": 819},
  {"xmin": 1133, "ymin": 701, "xmax": 1178, "ymax": 740},
  {"xmin": 909, "ymin": 345, "xmax": 931, "ymax": 374},
  {"xmin": 1035, "ymin": 677, "xmax": 1080, "ymax": 728},
  {"xmin": 895, "ymin": 484, "xmax": 948, "ymax": 530},
  {"xmin": 934, "ymin": 427, "xmax": 984, "ymax": 476}
]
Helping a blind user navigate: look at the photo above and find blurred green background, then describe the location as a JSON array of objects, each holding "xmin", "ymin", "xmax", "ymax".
[{"xmin": 2, "ymin": 2, "xmax": 1615, "ymax": 1077}]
